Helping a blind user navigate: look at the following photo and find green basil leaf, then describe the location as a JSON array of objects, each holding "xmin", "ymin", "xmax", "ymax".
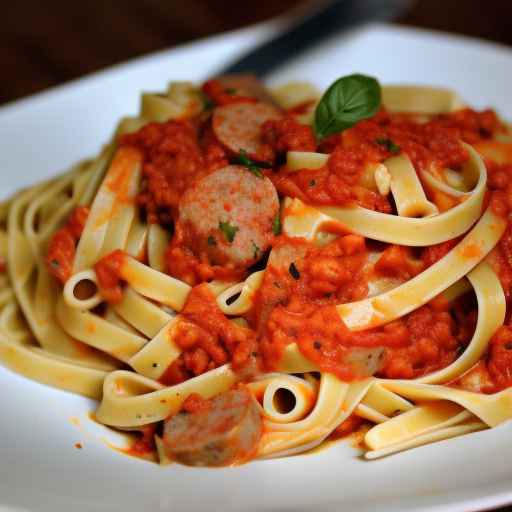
[{"xmin": 314, "ymin": 74, "xmax": 381, "ymax": 140}]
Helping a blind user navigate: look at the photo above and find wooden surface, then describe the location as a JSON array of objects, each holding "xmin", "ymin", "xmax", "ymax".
[
  {"xmin": 3, "ymin": 2, "xmax": 512, "ymax": 511},
  {"xmin": 2, "ymin": 0, "xmax": 512, "ymax": 105}
]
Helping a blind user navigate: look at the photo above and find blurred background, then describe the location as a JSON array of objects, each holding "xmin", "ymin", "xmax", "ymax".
[{"xmin": 2, "ymin": 0, "xmax": 512, "ymax": 106}]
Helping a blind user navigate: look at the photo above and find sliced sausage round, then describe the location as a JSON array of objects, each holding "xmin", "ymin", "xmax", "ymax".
[
  {"xmin": 179, "ymin": 165, "xmax": 279, "ymax": 267},
  {"xmin": 215, "ymin": 74, "xmax": 278, "ymax": 105},
  {"xmin": 163, "ymin": 388, "xmax": 262, "ymax": 466},
  {"xmin": 212, "ymin": 102, "xmax": 282, "ymax": 160}
]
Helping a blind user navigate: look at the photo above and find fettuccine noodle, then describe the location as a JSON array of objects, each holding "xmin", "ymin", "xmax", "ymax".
[{"xmin": 2, "ymin": 74, "xmax": 512, "ymax": 466}]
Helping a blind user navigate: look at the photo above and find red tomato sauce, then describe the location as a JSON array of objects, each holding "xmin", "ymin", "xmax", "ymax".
[
  {"xmin": 125, "ymin": 424, "xmax": 157, "ymax": 458},
  {"xmin": 374, "ymin": 245, "xmax": 423, "ymax": 280},
  {"xmin": 271, "ymin": 108, "xmax": 503, "ymax": 211},
  {"xmin": 286, "ymin": 100, "xmax": 317, "ymax": 117},
  {"xmin": 201, "ymin": 79, "xmax": 258, "ymax": 106},
  {"xmin": 378, "ymin": 303, "xmax": 459, "ymax": 379},
  {"xmin": 487, "ymin": 325, "xmax": 512, "ymax": 391},
  {"xmin": 46, "ymin": 206, "xmax": 90, "ymax": 283},
  {"xmin": 94, "ymin": 249, "xmax": 126, "ymax": 303},
  {"xmin": 488, "ymin": 225, "xmax": 512, "ymax": 301},
  {"xmin": 330, "ymin": 414, "xmax": 365, "ymax": 440},
  {"xmin": 181, "ymin": 393, "xmax": 211, "ymax": 414},
  {"xmin": 90, "ymin": 85, "xmax": 512, "ymax": 389},
  {"xmin": 165, "ymin": 220, "xmax": 245, "ymax": 287},
  {"xmin": 121, "ymin": 119, "xmax": 227, "ymax": 225},
  {"xmin": 252, "ymin": 234, "xmax": 473, "ymax": 381},
  {"xmin": 451, "ymin": 324, "xmax": 512, "ymax": 394},
  {"xmin": 421, "ymin": 239, "xmax": 460, "ymax": 268},
  {"xmin": 0, "ymin": 256, "xmax": 6, "ymax": 273},
  {"xmin": 261, "ymin": 117, "xmax": 316, "ymax": 154},
  {"xmin": 159, "ymin": 284, "xmax": 257, "ymax": 386}
]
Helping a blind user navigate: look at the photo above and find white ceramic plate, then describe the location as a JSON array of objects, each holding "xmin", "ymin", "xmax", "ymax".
[{"xmin": 1, "ymin": 22, "xmax": 512, "ymax": 512}]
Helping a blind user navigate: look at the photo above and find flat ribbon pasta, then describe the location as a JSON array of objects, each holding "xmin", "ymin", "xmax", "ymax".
[
  {"xmin": 96, "ymin": 365, "xmax": 238, "ymax": 428},
  {"xmin": 2, "ymin": 79, "xmax": 512, "ymax": 468},
  {"xmin": 337, "ymin": 208, "xmax": 506, "ymax": 330},
  {"xmin": 284, "ymin": 144, "xmax": 486, "ymax": 246}
]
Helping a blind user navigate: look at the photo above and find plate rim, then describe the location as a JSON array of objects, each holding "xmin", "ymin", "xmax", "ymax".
[{"xmin": 1, "ymin": 20, "xmax": 512, "ymax": 512}]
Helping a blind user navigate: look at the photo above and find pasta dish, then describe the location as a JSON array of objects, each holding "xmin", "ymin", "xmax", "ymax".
[{"xmin": 1, "ymin": 74, "xmax": 512, "ymax": 465}]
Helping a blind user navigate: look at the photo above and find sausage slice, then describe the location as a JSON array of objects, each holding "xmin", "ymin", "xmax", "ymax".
[
  {"xmin": 212, "ymin": 102, "xmax": 282, "ymax": 159},
  {"xmin": 179, "ymin": 165, "xmax": 279, "ymax": 267},
  {"xmin": 215, "ymin": 74, "xmax": 278, "ymax": 105},
  {"xmin": 163, "ymin": 388, "xmax": 262, "ymax": 466}
]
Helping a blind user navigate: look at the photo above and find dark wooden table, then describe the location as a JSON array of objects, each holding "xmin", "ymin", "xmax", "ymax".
[
  {"xmin": 3, "ymin": 1, "xmax": 512, "ymax": 510},
  {"xmin": 2, "ymin": 0, "xmax": 512, "ymax": 105}
]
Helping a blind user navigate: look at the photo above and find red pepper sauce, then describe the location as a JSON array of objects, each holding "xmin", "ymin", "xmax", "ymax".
[
  {"xmin": 451, "ymin": 324, "xmax": 512, "ymax": 394},
  {"xmin": 253, "ymin": 233, "xmax": 471, "ymax": 381},
  {"xmin": 181, "ymin": 393, "xmax": 211, "ymax": 414},
  {"xmin": 124, "ymin": 424, "xmax": 157, "ymax": 459},
  {"xmin": 164, "ymin": 220, "xmax": 245, "ymax": 287},
  {"xmin": 374, "ymin": 245, "xmax": 424, "ymax": 280},
  {"xmin": 95, "ymin": 90, "xmax": 510, "ymax": 388},
  {"xmin": 487, "ymin": 325, "xmax": 512, "ymax": 391},
  {"xmin": 121, "ymin": 120, "xmax": 211, "ymax": 224},
  {"xmin": 270, "ymin": 108, "xmax": 503, "ymax": 212},
  {"xmin": 201, "ymin": 79, "xmax": 258, "ymax": 106},
  {"xmin": 480, "ymin": 157, "xmax": 512, "ymax": 298},
  {"xmin": 46, "ymin": 206, "xmax": 90, "ymax": 283},
  {"xmin": 261, "ymin": 117, "xmax": 316, "ymax": 154},
  {"xmin": 286, "ymin": 99, "xmax": 317, "ymax": 117},
  {"xmin": 159, "ymin": 284, "xmax": 257, "ymax": 386},
  {"xmin": 94, "ymin": 249, "xmax": 126, "ymax": 303},
  {"xmin": 330, "ymin": 414, "xmax": 366, "ymax": 440}
]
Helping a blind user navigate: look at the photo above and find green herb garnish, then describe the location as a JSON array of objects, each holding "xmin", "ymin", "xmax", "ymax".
[
  {"xmin": 376, "ymin": 137, "xmax": 401, "ymax": 154},
  {"xmin": 225, "ymin": 88, "xmax": 237, "ymax": 95},
  {"xmin": 251, "ymin": 240, "xmax": 260, "ymax": 259},
  {"xmin": 200, "ymin": 91, "xmax": 215, "ymax": 111},
  {"xmin": 219, "ymin": 221, "xmax": 239, "ymax": 243},
  {"xmin": 309, "ymin": 179, "xmax": 316, "ymax": 187},
  {"xmin": 314, "ymin": 74, "xmax": 381, "ymax": 140},
  {"xmin": 207, "ymin": 235, "xmax": 217, "ymax": 246},
  {"xmin": 235, "ymin": 149, "xmax": 271, "ymax": 179},
  {"xmin": 272, "ymin": 215, "xmax": 281, "ymax": 236},
  {"xmin": 288, "ymin": 262, "xmax": 300, "ymax": 280}
]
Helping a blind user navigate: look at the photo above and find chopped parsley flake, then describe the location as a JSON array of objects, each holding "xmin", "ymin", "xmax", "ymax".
[
  {"xmin": 219, "ymin": 221, "xmax": 239, "ymax": 243},
  {"xmin": 199, "ymin": 91, "xmax": 215, "ymax": 110},
  {"xmin": 251, "ymin": 240, "xmax": 260, "ymax": 259},
  {"xmin": 207, "ymin": 235, "xmax": 217, "ymax": 246},
  {"xmin": 225, "ymin": 88, "xmax": 237, "ymax": 95},
  {"xmin": 376, "ymin": 137, "xmax": 401, "ymax": 154},
  {"xmin": 272, "ymin": 215, "xmax": 281, "ymax": 236},
  {"xmin": 235, "ymin": 149, "xmax": 271, "ymax": 178},
  {"xmin": 309, "ymin": 179, "xmax": 316, "ymax": 187}
]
